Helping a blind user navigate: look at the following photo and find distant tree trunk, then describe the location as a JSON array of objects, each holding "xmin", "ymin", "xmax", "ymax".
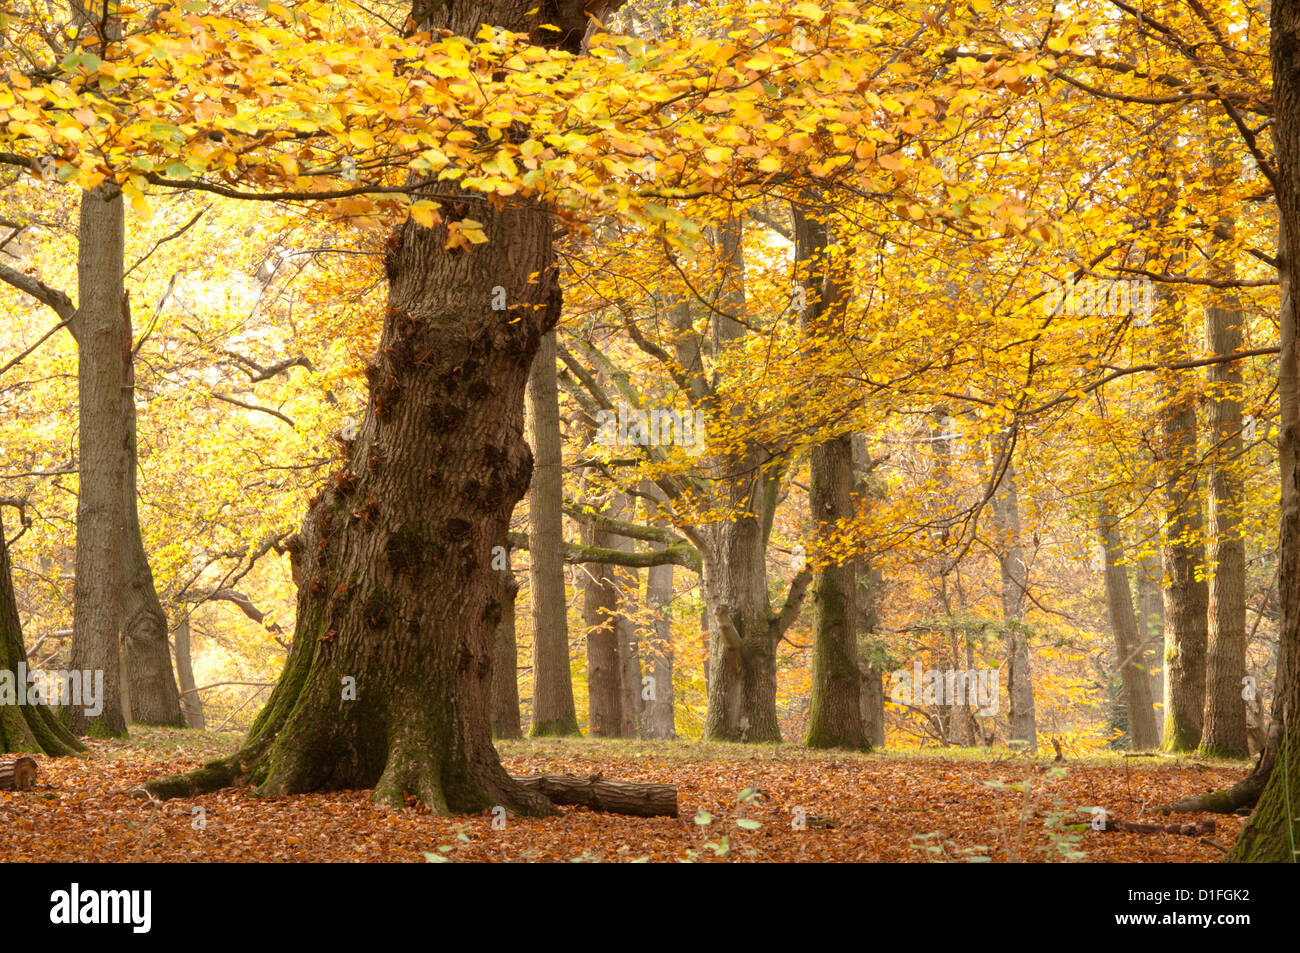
[
  {"xmin": 643, "ymin": 550, "xmax": 676, "ymax": 739},
  {"xmin": 853, "ymin": 442, "xmax": 886, "ymax": 749},
  {"xmin": 618, "ymin": 563, "xmax": 642, "ymax": 737},
  {"xmin": 1098, "ymin": 505, "xmax": 1160, "ymax": 750},
  {"xmin": 526, "ymin": 330, "xmax": 579, "ymax": 737},
  {"xmin": 793, "ymin": 199, "xmax": 866, "ymax": 750},
  {"xmin": 1157, "ymin": 290, "xmax": 1210, "ymax": 752},
  {"xmin": 581, "ymin": 512, "xmax": 627, "ymax": 737},
  {"xmin": 1229, "ymin": 5, "xmax": 1300, "ymax": 858},
  {"xmin": 990, "ymin": 456, "xmax": 1036, "ymax": 752},
  {"xmin": 0, "ymin": 512, "xmax": 85, "ymax": 755},
  {"xmin": 69, "ymin": 185, "xmax": 128, "ymax": 738},
  {"xmin": 1201, "ymin": 230, "xmax": 1250, "ymax": 758},
  {"xmin": 173, "ymin": 615, "xmax": 205, "ymax": 730},
  {"xmin": 119, "ymin": 300, "xmax": 184, "ymax": 727},
  {"xmin": 491, "ymin": 570, "xmax": 523, "ymax": 740}
]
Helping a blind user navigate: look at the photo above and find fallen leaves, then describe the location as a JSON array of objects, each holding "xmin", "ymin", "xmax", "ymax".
[{"xmin": 0, "ymin": 734, "xmax": 1250, "ymax": 862}]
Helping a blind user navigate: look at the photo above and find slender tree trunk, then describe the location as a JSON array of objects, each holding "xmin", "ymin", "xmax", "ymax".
[
  {"xmin": 991, "ymin": 457, "xmax": 1036, "ymax": 752},
  {"xmin": 1230, "ymin": 2, "xmax": 1300, "ymax": 857},
  {"xmin": 1136, "ymin": 547, "xmax": 1165, "ymax": 703},
  {"xmin": 491, "ymin": 570, "xmax": 523, "ymax": 740},
  {"xmin": 1201, "ymin": 235, "xmax": 1250, "ymax": 757},
  {"xmin": 69, "ymin": 185, "xmax": 128, "ymax": 737},
  {"xmin": 1098, "ymin": 505, "xmax": 1160, "ymax": 750},
  {"xmin": 526, "ymin": 330, "xmax": 579, "ymax": 736},
  {"xmin": 0, "ymin": 511, "xmax": 85, "ymax": 755},
  {"xmin": 119, "ymin": 300, "xmax": 184, "ymax": 726},
  {"xmin": 702, "ymin": 516, "xmax": 781, "ymax": 742},
  {"xmin": 581, "ymin": 513, "xmax": 626, "ymax": 737},
  {"xmin": 173, "ymin": 614, "xmax": 205, "ymax": 730},
  {"xmin": 643, "ymin": 550, "xmax": 676, "ymax": 739},
  {"xmin": 1158, "ymin": 298, "xmax": 1210, "ymax": 752},
  {"xmin": 853, "ymin": 436, "xmax": 886, "ymax": 748}
]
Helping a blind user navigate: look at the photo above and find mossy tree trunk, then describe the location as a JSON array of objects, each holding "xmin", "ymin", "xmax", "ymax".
[
  {"xmin": 1098, "ymin": 505, "xmax": 1160, "ymax": 750},
  {"xmin": 146, "ymin": 0, "xmax": 592, "ymax": 815},
  {"xmin": 0, "ymin": 511, "xmax": 85, "ymax": 755},
  {"xmin": 1229, "ymin": 2, "xmax": 1300, "ymax": 858},
  {"xmin": 793, "ymin": 198, "xmax": 866, "ymax": 751}
]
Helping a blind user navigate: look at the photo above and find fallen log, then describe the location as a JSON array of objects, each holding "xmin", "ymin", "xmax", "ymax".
[
  {"xmin": 510, "ymin": 773, "xmax": 677, "ymax": 818},
  {"xmin": 1097, "ymin": 816, "xmax": 1215, "ymax": 836},
  {"xmin": 0, "ymin": 756, "xmax": 37, "ymax": 791}
]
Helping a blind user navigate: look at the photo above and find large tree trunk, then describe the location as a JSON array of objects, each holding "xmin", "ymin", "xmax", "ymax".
[
  {"xmin": 1201, "ymin": 232, "xmax": 1250, "ymax": 758},
  {"xmin": 0, "ymin": 511, "xmax": 85, "ymax": 755},
  {"xmin": 119, "ymin": 300, "xmax": 184, "ymax": 727},
  {"xmin": 793, "ymin": 199, "xmax": 866, "ymax": 750},
  {"xmin": 1097, "ymin": 505, "xmax": 1160, "ymax": 750},
  {"xmin": 69, "ymin": 185, "xmax": 128, "ymax": 737},
  {"xmin": 1229, "ymin": 2, "xmax": 1300, "ymax": 858},
  {"xmin": 147, "ymin": 0, "xmax": 590, "ymax": 814},
  {"xmin": 526, "ymin": 330, "xmax": 580, "ymax": 736},
  {"xmin": 491, "ymin": 570, "xmax": 523, "ymax": 740},
  {"xmin": 990, "ymin": 456, "xmax": 1036, "ymax": 752}
]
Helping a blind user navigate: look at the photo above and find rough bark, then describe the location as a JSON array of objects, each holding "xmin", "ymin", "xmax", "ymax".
[
  {"xmin": 491, "ymin": 570, "xmax": 523, "ymax": 739},
  {"xmin": 1157, "ymin": 286, "xmax": 1210, "ymax": 752},
  {"xmin": 1097, "ymin": 505, "xmax": 1160, "ymax": 750},
  {"xmin": 147, "ymin": 0, "xmax": 590, "ymax": 815},
  {"xmin": 1201, "ymin": 225, "xmax": 1250, "ymax": 758},
  {"xmin": 0, "ymin": 511, "xmax": 85, "ymax": 755},
  {"xmin": 69, "ymin": 185, "xmax": 128, "ymax": 738},
  {"xmin": 510, "ymin": 773, "xmax": 677, "ymax": 817},
  {"xmin": 120, "ymin": 299, "xmax": 184, "ymax": 727},
  {"xmin": 526, "ymin": 330, "xmax": 580, "ymax": 736},
  {"xmin": 1229, "ymin": 2, "xmax": 1300, "ymax": 858},
  {"xmin": 0, "ymin": 756, "xmax": 38, "ymax": 790}
]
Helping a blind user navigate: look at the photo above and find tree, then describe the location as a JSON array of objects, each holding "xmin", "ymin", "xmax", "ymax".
[
  {"xmin": 1097, "ymin": 504, "xmax": 1160, "ymax": 750},
  {"xmin": 1228, "ymin": 0, "xmax": 1300, "ymax": 861},
  {"xmin": 0, "ymin": 503, "xmax": 85, "ymax": 755},
  {"xmin": 68, "ymin": 185, "xmax": 128, "ymax": 737},
  {"xmin": 148, "ymin": 0, "xmax": 594, "ymax": 815},
  {"xmin": 793, "ymin": 197, "xmax": 867, "ymax": 750},
  {"xmin": 525, "ymin": 330, "xmax": 580, "ymax": 736}
]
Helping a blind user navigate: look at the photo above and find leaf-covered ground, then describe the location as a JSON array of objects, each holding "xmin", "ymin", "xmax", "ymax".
[{"xmin": 0, "ymin": 730, "xmax": 1249, "ymax": 862}]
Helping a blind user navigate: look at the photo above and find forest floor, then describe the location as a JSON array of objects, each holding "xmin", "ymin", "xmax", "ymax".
[{"xmin": 0, "ymin": 729, "xmax": 1251, "ymax": 862}]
